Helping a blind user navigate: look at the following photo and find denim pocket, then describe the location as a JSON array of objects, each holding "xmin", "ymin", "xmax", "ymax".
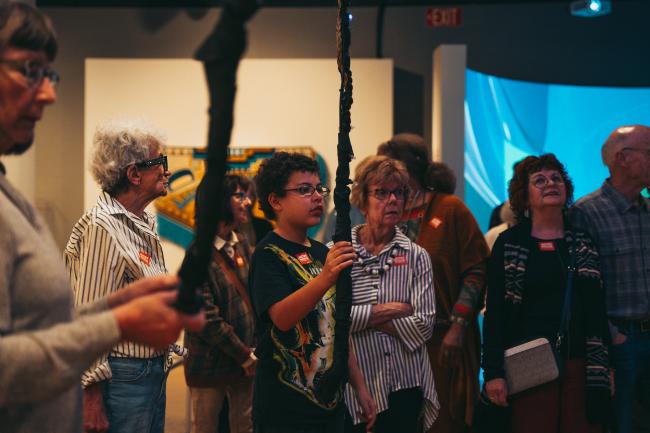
[{"xmin": 109, "ymin": 358, "xmax": 149, "ymax": 383}]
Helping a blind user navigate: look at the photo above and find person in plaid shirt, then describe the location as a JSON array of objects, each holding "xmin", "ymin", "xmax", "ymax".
[
  {"xmin": 184, "ymin": 174, "xmax": 256, "ymax": 433},
  {"xmin": 571, "ymin": 125, "xmax": 650, "ymax": 433}
]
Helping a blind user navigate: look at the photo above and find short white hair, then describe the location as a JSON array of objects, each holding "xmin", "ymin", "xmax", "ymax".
[{"xmin": 90, "ymin": 119, "xmax": 166, "ymax": 194}]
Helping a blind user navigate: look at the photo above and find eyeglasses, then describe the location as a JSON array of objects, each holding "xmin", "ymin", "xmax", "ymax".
[
  {"xmin": 135, "ymin": 155, "xmax": 168, "ymax": 171},
  {"xmin": 530, "ymin": 173, "xmax": 564, "ymax": 189},
  {"xmin": 284, "ymin": 184, "xmax": 330, "ymax": 198},
  {"xmin": 232, "ymin": 192, "xmax": 251, "ymax": 203},
  {"xmin": 369, "ymin": 187, "xmax": 408, "ymax": 201},
  {"xmin": 0, "ymin": 59, "xmax": 60, "ymax": 88},
  {"xmin": 622, "ymin": 147, "xmax": 650, "ymax": 158}
]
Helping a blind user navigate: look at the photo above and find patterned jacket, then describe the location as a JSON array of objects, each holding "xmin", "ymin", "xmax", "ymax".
[
  {"xmin": 184, "ymin": 232, "xmax": 255, "ymax": 387},
  {"xmin": 483, "ymin": 220, "xmax": 611, "ymax": 422}
]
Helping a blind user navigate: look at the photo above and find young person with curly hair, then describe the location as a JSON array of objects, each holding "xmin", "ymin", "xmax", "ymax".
[{"xmin": 249, "ymin": 152, "xmax": 375, "ymax": 433}]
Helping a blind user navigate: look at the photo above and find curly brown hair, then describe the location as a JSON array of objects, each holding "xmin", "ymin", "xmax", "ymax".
[{"xmin": 508, "ymin": 154, "xmax": 574, "ymax": 220}]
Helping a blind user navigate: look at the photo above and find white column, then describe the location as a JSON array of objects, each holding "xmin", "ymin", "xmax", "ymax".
[{"xmin": 432, "ymin": 44, "xmax": 467, "ymax": 198}]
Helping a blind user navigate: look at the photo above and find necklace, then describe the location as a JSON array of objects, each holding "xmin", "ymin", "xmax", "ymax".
[{"xmin": 355, "ymin": 245, "xmax": 399, "ymax": 276}]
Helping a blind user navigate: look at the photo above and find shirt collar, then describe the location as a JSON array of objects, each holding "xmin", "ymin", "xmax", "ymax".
[
  {"xmin": 351, "ymin": 224, "xmax": 411, "ymax": 257},
  {"xmin": 214, "ymin": 231, "xmax": 239, "ymax": 251},
  {"xmin": 602, "ymin": 179, "xmax": 650, "ymax": 214},
  {"xmin": 97, "ymin": 191, "xmax": 158, "ymax": 234}
]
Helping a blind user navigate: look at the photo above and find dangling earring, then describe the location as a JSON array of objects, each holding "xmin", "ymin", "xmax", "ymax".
[{"xmin": 524, "ymin": 208, "xmax": 530, "ymax": 218}]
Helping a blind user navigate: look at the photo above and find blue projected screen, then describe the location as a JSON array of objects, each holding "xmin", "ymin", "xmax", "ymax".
[{"xmin": 464, "ymin": 69, "xmax": 650, "ymax": 232}]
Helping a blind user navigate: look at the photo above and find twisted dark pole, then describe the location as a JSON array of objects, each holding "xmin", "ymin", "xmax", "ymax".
[
  {"xmin": 176, "ymin": 0, "xmax": 259, "ymax": 313},
  {"xmin": 315, "ymin": 0, "xmax": 354, "ymax": 402}
]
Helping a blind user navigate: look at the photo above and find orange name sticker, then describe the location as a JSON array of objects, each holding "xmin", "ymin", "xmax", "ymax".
[
  {"xmin": 429, "ymin": 217, "xmax": 443, "ymax": 229},
  {"xmin": 139, "ymin": 250, "xmax": 151, "ymax": 266},
  {"xmin": 393, "ymin": 255, "xmax": 408, "ymax": 266},
  {"xmin": 538, "ymin": 241, "xmax": 556, "ymax": 252},
  {"xmin": 295, "ymin": 252, "xmax": 312, "ymax": 265},
  {"xmin": 235, "ymin": 256, "xmax": 245, "ymax": 268}
]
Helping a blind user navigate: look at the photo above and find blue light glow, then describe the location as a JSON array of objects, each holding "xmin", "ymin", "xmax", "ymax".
[
  {"xmin": 464, "ymin": 69, "xmax": 650, "ymax": 231},
  {"xmin": 590, "ymin": 0, "xmax": 602, "ymax": 11}
]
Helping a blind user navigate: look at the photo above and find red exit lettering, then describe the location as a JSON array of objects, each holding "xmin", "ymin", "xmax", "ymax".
[{"xmin": 426, "ymin": 7, "xmax": 463, "ymax": 28}]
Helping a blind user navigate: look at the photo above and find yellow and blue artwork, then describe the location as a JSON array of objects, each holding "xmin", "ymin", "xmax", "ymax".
[{"xmin": 154, "ymin": 146, "xmax": 328, "ymax": 248}]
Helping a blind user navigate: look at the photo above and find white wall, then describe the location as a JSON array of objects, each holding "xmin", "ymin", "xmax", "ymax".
[{"xmin": 85, "ymin": 57, "xmax": 393, "ymax": 270}]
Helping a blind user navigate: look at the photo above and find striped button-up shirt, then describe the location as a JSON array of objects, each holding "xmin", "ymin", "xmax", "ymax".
[
  {"xmin": 64, "ymin": 191, "xmax": 169, "ymax": 388},
  {"xmin": 572, "ymin": 181, "xmax": 650, "ymax": 319},
  {"xmin": 344, "ymin": 225, "xmax": 439, "ymax": 429}
]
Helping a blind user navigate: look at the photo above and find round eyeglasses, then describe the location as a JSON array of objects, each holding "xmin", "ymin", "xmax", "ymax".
[{"xmin": 529, "ymin": 173, "xmax": 564, "ymax": 189}]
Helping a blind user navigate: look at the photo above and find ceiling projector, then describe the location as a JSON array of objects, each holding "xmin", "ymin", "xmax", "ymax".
[{"xmin": 570, "ymin": 0, "xmax": 611, "ymax": 17}]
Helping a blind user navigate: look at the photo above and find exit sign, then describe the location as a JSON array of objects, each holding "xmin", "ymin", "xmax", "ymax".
[{"xmin": 426, "ymin": 7, "xmax": 463, "ymax": 27}]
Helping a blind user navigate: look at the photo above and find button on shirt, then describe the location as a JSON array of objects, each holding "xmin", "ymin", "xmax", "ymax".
[
  {"xmin": 64, "ymin": 191, "xmax": 171, "ymax": 387},
  {"xmin": 572, "ymin": 180, "xmax": 650, "ymax": 319},
  {"xmin": 345, "ymin": 225, "xmax": 439, "ymax": 429}
]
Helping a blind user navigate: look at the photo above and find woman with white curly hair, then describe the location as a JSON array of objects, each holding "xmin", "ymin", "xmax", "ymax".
[{"xmin": 64, "ymin": 119, "xmax": 175, "ymax": 433}]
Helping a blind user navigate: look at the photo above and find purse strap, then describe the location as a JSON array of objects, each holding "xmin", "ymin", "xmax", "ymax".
[{"xmin": 555, "ymin": 236, "xmax": 577, "ymax": 350}]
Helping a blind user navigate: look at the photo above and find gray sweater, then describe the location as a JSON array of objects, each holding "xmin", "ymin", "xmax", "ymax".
[{"xmin": 0, "ymin": 173, "xmax": 121, "ymax": 433}]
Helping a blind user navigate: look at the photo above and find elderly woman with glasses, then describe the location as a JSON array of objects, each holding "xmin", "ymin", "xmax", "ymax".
[
  {"xmin": 344, "ymin": 155, "xmax": 439, "ymax": 433},
  {"xmin": 482, "ymin": 154, "xmax": 610, "ymax": 433},
  {"xmin": 64, "ymin": 119, "xmax": 178, "ymax": 433}
]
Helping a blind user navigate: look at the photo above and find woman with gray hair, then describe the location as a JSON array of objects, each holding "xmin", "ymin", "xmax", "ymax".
[
  {"xmin": 344, "ymin": 155, "xmax": 439, "ymax": 433},
  {"xmin": 64, "ymin": 119, "xmax": 175, "ymax": 433}
]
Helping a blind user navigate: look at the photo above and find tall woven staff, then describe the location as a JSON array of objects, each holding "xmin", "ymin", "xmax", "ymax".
[
  {"xmin": 316, "ymin": 0, "xmax": 355, "ymax": 402},
  {"xmin": 176, "ymin": 0, "xmax": 258, "ymax": 313}
]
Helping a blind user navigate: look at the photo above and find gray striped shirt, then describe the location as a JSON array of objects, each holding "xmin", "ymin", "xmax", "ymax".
[
  {"xmin": 344, "ymin": 225, "xmax": 439, "ymax": 428},
  {"xmin": 64, "ymin": 191, "xmax": 168, "ymax": 388}
]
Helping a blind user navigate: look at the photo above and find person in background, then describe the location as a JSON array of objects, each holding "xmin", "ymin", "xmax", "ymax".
[
  {"xmin": 184, "ymin": 174, "xmax": 256, "ymax": 433},
  {"xmin": 377, "ymin": 133, "xmax": 489, "ymax": 433},
  {"xmin": 65, "ymin": 120, "xmax": 184, "ymax": 433},
  {"xmin": 571, "ymin": 125, "xmax": 650, "ymax": 433},
  {"xmin": 484, "ymin": 200, "xmax": 516, "ymax": 251},
  {"xmin": 249, "ymin": 152, "xmax": 376, "ymax": 433},
  {"xmin": 488, "ymin": 202, "xmax": 505, "ymax": 230},
  {"xmin": 483, "ymin": 154, "xmax": 610, "ymax": 433},
  {"xmin": 344, "ymin": 155, "xmax": 439, "ymax": 433},
  {"xmin": 0, "ymin": 3, "xmax": 203, "ymax": 433}
]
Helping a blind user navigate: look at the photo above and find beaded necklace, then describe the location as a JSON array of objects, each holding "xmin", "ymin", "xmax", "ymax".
[{"xmin": 355, "ymin": 244, "xmax": 400, "ymax": 276}]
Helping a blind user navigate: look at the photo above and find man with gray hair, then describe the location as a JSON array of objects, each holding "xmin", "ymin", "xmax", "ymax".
[
  {"xmin": 65, "ymin": 119, "xmax": 179, "ymax": 433},
  {"xmin": 572, "ymin": 125, "xmax": 650, "ymax": 433}
]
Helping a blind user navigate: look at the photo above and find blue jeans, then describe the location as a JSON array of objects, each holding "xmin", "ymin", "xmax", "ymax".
[
  {"xmin": 103, "ymin": 356, "xmax": 167, "ymax": 433},
  {"xmin": 610, "ymin": 326, "xmax": 650, "ymax": 433}
]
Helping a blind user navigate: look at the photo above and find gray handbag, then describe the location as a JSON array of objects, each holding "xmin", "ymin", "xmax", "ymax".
[{"xmin": 503, "ymin": 242, "xmax": 576, "ymax": 395}]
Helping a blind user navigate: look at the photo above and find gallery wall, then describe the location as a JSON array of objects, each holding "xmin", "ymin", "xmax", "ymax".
[{"xmin": 22, "ymin": 3, "xmax": 650, "ymax": 247}]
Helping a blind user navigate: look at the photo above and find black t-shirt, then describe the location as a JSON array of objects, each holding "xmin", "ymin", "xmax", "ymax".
[
  {"xmin": 520, "ymin": 237, "xmax": 584, "ymax": 358},
  {"xmin": 249, "ymin": 231, "xmax": 343, "ymax": 426}
]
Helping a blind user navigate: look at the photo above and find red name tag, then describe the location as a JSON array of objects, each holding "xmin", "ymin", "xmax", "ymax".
[
  {"xmin": 538, "ymin": 241, "xmax": 556, "ymax": 252},
  {"xmin": 235, "ymin": 256, "xmax": 245, "ymax": 268},
  {"xmin": 295, "ymin": 252, "xmax": 312, "ymax": 265},
  {"xmin": 139, "ymin": 250, "xmax": 151, "ymax": 266},
  {"xmin": 393, "ymin": 255, "xmax": 408, "ymax": 266},
  {"xmin": 429, "ymin": 217, "xmax": 443, "ymax": 229}
]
